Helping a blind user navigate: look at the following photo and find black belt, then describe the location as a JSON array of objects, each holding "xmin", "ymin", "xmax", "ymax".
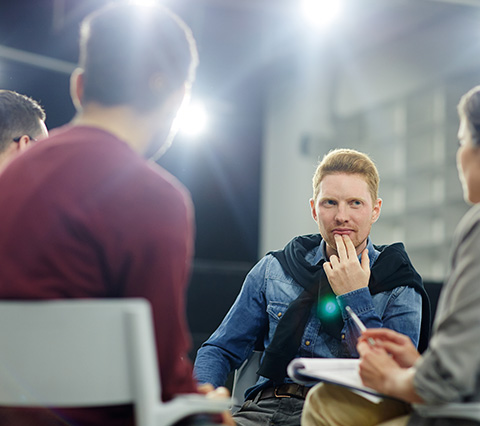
[{"xmin": 253, "ymin": 384, "xmax": 310, "ymax": 401}]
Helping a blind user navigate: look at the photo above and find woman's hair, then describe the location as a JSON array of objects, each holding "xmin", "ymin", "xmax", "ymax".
[{"xmin": 458, "ymin": 85, "xmax": 480, "ymax": 146}]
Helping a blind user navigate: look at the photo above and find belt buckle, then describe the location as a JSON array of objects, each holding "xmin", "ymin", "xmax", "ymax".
[{"xmin": 274, "ymin": 385, "xmax": 293, "ymax": 398}]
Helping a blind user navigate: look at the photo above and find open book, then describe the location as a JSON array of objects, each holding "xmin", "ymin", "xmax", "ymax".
[{"xmin": 287, "ymin": 357, "xmax": 392, "ymax": 403}]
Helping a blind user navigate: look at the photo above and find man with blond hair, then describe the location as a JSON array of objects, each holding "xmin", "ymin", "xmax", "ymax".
[{"xmin": 194, "ymin": 148, "xmax": 430, "ymax": 426}]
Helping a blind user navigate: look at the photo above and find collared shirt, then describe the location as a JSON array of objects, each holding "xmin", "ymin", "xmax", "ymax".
[{"xmin": 194, "ymin": 236, "xmax": 422, "ymax": 399}]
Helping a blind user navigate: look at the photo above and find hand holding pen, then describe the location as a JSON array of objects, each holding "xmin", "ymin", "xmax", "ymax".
[{"xmin": 358, "ymin": 326, "xmax": 422, "ymax": 368}]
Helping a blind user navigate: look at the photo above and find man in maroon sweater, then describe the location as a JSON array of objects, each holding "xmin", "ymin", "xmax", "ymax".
[{"xmin": 0, "ymin": 3, "xmax": 230, "ymax": 426}]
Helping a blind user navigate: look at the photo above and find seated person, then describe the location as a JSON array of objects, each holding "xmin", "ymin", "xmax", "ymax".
[
  {"xmin": 194, "ymin": 148, "xmax": 430, "ymax": 426},
  {"xmin": 301, "ymin": 85, "xmax": 480, "ymax": 426},
  {"xmin": 0, "ymin": 3, "xmax": 232, "ymax": 426}
]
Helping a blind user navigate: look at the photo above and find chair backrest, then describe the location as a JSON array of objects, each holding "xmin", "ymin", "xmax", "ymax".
[
  {"xmin": 0, "ymin": 299, "xmax": 231, "ymax": 426},
  {"xmin": 231, "ymin": 350, "xmax": 263, "ymax": 413},
  {"xmin": 423, "ymin": 281, "xmax": 443, "ymax": 326}
]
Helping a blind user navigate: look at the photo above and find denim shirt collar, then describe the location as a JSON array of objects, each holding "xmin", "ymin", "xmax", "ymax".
[{"xmin": 312, "ymin": 236, "xmax": 379, "ymax": 268}]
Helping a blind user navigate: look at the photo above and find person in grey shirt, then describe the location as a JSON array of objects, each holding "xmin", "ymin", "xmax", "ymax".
[{"xmin": 301, "ymin": 84, "xmax": 480, "ymax": 426}]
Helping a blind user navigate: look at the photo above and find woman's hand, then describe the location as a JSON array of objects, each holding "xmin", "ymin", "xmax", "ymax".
[
  {"xmin": 359, "ymin": 328, "xmax": 421, "ymax": 368},
  {"xmin": 357, "ymin": 341, "xmax": 402, "ymax": 394},
  {"xmin": 357, "ymin": 334, "xmax": 424, "ymax": 404}
]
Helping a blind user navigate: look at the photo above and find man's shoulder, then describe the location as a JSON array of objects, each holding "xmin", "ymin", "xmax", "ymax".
[
  {"xmin": 455, "ymin": 204, "xmax": 480, "ymax": 240},
  {"xmin": 372, "ymin": 241, "xmax": 411, "ymax": 265},
  {"xmin": 145, "ymin": 162, "xmax": 191, "ymax": 200},
  {"xmin": 249, "ymin": 253, "xmax": 293, "ymax": 284},
  {"xmin": 373, "ymin": 241, "xmax": 406, "ymax": 254},
  {"xmin": 28, "ymin": 125, "xmax": 192, "ymax": 222},
  {"xmin": 370, "ymin": 240, "xmax": 423, "ymax": 291},
  {"xmin": 51, "ymin": 126, "xmax": 191, "ymax": 205},
  {"xmin": 25, "ymin": 125, "xmax": 135, "ymax": 170}
]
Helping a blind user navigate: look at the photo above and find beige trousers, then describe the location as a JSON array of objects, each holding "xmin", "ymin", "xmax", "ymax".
[{"xmin": 302, "ymin": 383, "xmax": 412, "ymax": 426}]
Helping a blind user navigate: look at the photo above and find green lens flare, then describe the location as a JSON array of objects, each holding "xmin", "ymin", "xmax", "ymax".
[{"xmin": 317, "ymin": 295, "xmax": 338, "ymax": 317}]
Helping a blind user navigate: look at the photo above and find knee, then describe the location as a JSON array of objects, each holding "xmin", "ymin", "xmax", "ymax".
[{"xmin": 301, "ymin": 384, "xmax": 330, "ymax": 426}]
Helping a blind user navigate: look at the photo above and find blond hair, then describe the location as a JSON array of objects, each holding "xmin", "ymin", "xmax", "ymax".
[{"xmin": 312, "ymin": 148, "xmax": 379, "ymax": 204}]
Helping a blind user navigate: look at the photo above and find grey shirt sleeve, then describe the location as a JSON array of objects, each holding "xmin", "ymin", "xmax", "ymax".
[{"xmin": 414, "ymin": 205, "xmax": 480, "ymax": 404}]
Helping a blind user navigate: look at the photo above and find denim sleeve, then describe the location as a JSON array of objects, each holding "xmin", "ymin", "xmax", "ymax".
[
  {"xmin": 336, "ymin": 286, "xmax": 422, "ymax": 356},
  {"xmin": 193, "ymin": 256, "xmax": 270, "ymax": 388}
]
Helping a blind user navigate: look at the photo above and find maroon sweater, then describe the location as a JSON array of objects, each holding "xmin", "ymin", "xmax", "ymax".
[{"xmin": 0, "ymin": 125, "xmax": 197, "ymax": 425}]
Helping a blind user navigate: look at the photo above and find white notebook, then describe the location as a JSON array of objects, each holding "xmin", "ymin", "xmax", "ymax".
[
  {"xmin": 287, "ymin": 357, "xmax": 389, "ymax": 403},
  {"xmin": 288, "ymin": 357, "xmax": 480, "ymax": 419}
]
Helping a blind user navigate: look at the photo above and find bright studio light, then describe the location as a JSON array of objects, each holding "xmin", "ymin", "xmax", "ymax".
[
  {"xmin": 301, "ymin": 0, "xmax": 343, "ymax": 28},
  {"xmin": 179, "ymin": 101, "xmax": 208, "ymax": 137}
]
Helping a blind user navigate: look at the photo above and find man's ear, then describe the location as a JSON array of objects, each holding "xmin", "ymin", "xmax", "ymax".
[
  {"xmin": 15, "ymin": 135, "xmax": 32, "ymax": 152},
  {"xmin": 0, "ymin": 138, "xmax": 28, "ymax": 169},
  {"xmin": 310, "ymin": 198, "xmax": 318, "ymax": 222},
  {"xmin": 371, "ymin": 198, "xmax": 382, "ymax": 223},
  {"xmin": 70, "ymin": 67, "xmax": 85, "ymax": 111}
]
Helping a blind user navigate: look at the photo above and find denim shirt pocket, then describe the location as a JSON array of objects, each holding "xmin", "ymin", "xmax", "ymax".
[{"xmin": 266, "ymin": 301, "xmax": 289, "ymax": 343}]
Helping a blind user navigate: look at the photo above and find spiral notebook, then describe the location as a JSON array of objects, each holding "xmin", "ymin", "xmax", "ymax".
[{"xmin": 287, "ymin": 357, "xmax": 392, "ymax": 403}]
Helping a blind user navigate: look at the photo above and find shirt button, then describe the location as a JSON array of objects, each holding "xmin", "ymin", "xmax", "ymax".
[
  {"xmin": 277, "ymin": 312, "xmax": 282, "ymax": 318},
  {"xmin": 305, "ymin": 340, "xmax": 311, "ymax": 346},
  {"xmin": 341, "ymin": 334, "xmax": 345, "ymax": 340}
]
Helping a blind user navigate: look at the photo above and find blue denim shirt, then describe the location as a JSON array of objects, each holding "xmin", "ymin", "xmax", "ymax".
[{"xmin": 194, "ymin": 238, "xmax": 422, "ymax": 398}]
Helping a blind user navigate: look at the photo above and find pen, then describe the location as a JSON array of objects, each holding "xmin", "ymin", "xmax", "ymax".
[{"xmin": 345, "ymin": 305, "xmax": 376, "ymax": 346}]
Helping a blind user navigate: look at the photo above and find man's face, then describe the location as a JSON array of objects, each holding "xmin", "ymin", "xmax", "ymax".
[{"xmin": 310, "ymin": 173, "xmax": 382, "ymax": 258}]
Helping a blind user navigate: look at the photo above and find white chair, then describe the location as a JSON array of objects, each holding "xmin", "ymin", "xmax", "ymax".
[
  {"xmin": 230, "ymin": 350, "xmax": 262, "ymax": 413},
  {"xmin": 0, "ymin": 299, "xmax": 232, "ymax": 426}
]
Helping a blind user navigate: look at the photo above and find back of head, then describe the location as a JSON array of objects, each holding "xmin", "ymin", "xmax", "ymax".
[
  {"xmin": 0, "ymin": 90, "xmax": 46, "ymax": 154},
  {"xmin": 79, "ymin": 1, "xmax": 198, "ymax": 112},
  {"xmin": 312, "ymin": 148, "xmax": 379, "ymax": 203},
  {"xmin": 458, "ymin": 85, "xmax": 480, "ymax": 146}
]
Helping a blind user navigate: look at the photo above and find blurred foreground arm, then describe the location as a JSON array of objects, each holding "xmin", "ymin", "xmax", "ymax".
[{"xmin": 197, "ymin": 384, "xmax": 236, "ymax": 426}]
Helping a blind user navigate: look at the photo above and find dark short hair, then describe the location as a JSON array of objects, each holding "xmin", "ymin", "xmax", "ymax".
[
  {"xmin": 0, "ymin": 90, "xmax": 46, "ymax": 153},
  {"xmin": 79, "ymin": 2, "xmax": 198, "ymax": 112}
]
